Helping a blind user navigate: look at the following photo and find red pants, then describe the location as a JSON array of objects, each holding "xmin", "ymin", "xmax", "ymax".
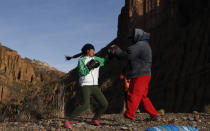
[{"xmin": 125, "ymin": 75, "xmax": 159, "ymax": 119}]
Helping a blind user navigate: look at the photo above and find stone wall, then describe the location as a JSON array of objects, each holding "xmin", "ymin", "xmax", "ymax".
[{"xmin": 116, "ymin": 0, "xmax": 210, "ymax": 112}]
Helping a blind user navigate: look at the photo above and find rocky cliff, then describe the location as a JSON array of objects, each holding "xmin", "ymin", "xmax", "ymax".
[
  {"xmin": 65, "ymin": 0, "xmax": 210, "ymax": 114},
  {"xmin": 0, "ymin": 42, "xmax": 65, "ymax": 121},
  {"xmin": 118, "ymin": 0, "xmax": 210, "ymax": 112}
]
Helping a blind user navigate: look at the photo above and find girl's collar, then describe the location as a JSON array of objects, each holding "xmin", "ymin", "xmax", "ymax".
[{"xmin": 84, "ymin": 56, "xmax": 94, "ymax": 58}]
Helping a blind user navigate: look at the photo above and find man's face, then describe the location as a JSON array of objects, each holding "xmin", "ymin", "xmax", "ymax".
[
  {"xmin": 87, "ymin": 49, "xmax": 95, "ymax": 57},
  {"xmin": 128, "ymin": 30, "xmax": 135, "ymax": 43}
]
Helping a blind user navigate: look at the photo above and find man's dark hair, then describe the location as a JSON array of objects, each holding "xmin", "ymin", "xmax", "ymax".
[{"xmin": 81, "ymin": 43, "xmax": 95, "ymax": 55}]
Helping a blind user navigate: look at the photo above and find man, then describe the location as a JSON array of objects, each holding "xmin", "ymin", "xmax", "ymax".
[
  {"xmin": 110, "ymin": 28, "xmax": 159, "ymax": 120},
  {"xmin": 65, "ymin": 43, "xmax": 109, "ymax": 129}
]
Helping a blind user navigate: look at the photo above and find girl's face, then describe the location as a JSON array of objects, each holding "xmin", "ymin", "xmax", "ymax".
[{"xmin": 87, "ymin": 49, "xmax": 95, "ymax": 57}]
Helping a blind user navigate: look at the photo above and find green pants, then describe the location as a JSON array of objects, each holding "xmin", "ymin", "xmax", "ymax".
[{"xmin": 68, "ymin": 85, "xmax": 108, "ymax": 120}]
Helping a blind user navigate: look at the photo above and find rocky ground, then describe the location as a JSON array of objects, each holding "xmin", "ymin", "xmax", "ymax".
[{"xmin": 0, "ymin": 112, "xmax": 209, "ymax": 131}]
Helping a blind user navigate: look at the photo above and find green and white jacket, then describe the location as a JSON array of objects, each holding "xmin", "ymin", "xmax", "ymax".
[{"xmin": 77, "ymin": 56, "xmax": 108, "ymax": 86}]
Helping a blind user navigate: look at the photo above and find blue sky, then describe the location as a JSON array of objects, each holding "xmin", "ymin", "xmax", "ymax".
[{"xmin": 0, "ymin": 0, "xmax": 124, "ymax": 72}]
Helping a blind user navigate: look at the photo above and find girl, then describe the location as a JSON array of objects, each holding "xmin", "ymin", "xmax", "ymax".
[{"xmin": 65, "ymin": 43, "xmax": 109, "ymax": 129}]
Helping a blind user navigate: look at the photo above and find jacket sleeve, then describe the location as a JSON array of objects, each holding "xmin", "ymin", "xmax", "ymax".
[
  {"xmin": 77, "ymin": 59, "xmax": 90, "ymax": 76},
  {"xmin": 94, "ymin": 56, "xmax": 109, "ymax": 67},
  {"xmin": 115, "ymin": 45, "xmax": 137, "ymax": 60}
]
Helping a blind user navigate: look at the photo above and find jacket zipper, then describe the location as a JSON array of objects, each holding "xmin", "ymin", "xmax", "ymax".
[{"xmin": 91, "ymin": 70, "xmax": 94, "ymax": 85}]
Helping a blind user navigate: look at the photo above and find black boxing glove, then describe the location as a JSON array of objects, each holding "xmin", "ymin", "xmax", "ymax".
[{"xmin": 86, "ymin": 59, "xmax": 100, "ymax": 71}]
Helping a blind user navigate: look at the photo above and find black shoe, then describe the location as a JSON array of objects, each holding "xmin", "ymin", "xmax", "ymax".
[
  {"xmin": 144, "ymin": 116, "xmax": 161, "ymax": 122},
  {"xmin": 123, "ymin": 114, "xmax": 133, "ymax": 120},
  {"xmin": 151, "ymin": 116, "xmax": 161, "ymax": 121}
]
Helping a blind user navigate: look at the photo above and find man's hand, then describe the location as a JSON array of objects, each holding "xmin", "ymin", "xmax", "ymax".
[{"xmin": 86, "ymin": 59, "xmax": 100, "ymax": 71}]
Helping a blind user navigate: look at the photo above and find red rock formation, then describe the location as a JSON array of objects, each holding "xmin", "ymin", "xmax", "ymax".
[
  {"xmin": 0, "ymin": 42, "xmax": 65, "ymax": 120},
  {"xmin": 0, "ymin": 43, "xmax": 63, "ymax": 86},
  {"xmin": 0, "ymin": 43, "xmax": 35, "ymax": 84}
]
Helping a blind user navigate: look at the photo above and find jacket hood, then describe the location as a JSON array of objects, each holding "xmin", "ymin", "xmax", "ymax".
[{"xmin": 133, "ymin": 28, "xmax": 150, "ymax": 43}]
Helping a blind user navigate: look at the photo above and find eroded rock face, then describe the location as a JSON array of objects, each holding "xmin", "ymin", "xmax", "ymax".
[
  {"xmin": 0, "ymin": 43, "xmax": 63, "ymax": 86},
  {"xmin": 0, "ymin": 43, "xmax": 35, "ymax": 84},
  {"xmin": 115, "ymin": 0, "xmax": 210, "ymax": 112},
  {"xmin": 0, "ymin": 42, "xmax": 66, "ymax": 120}
]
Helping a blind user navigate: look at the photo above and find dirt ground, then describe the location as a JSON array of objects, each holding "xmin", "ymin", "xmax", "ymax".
[{"xmin": 0, "ymin": 113, "xmax": 209, "ymax": 131}]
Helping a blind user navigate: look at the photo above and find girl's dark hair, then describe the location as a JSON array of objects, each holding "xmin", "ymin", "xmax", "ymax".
[
  {"xmin": 81, "ymin": 43, "xmax": 95, "ymax": 55},
  {"xmin": 65, "ymin": 43, "xmax": 95, "ymax": 61}
]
